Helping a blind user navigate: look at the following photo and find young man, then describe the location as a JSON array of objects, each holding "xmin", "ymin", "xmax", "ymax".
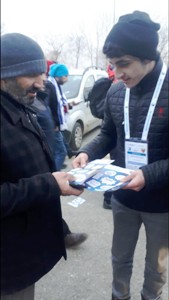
[
  {"xmin": 72, "ymin": 11, "xmax": 169, "ymax": 300},
  {"xmin": 1, "ymin": 33, "xmax": 83, "ymax": 299}
]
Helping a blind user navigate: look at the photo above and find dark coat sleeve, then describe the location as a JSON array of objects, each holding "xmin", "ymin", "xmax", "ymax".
[
  {"xmin": 45, "ymin": 81, "xmax": 60, "ymax": 128},
  {"xmin": 141, "ymin": 158, "xmax": 169, "ymax": 190},
  {"xmin": 1, "ymin": 173, "xmax": 61, "ymax": 218}
]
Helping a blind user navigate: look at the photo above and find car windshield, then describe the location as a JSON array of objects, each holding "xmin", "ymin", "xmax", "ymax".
[{"xmin": 62, "ymin": 75, "xmax": 82, "ymax": 99}]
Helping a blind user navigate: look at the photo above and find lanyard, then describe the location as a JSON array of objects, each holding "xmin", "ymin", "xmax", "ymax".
[{"xmin": 124, "ymin": 63, "xmax": 167, "ymax": 141}]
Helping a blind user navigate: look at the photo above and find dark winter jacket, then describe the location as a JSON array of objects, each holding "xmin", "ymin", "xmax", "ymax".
[
  {"xmin": 33, "ymin": 91, "xmax": 56, "ymax": 154},
  {"xmin": 45, "ymin": 80, "xmax": 61, "ymax": 128},
  {"xmin": 0, "ymin": 91, "xmax": 66, "ymax": 294},
  {"xmin": 88, "ymin": 77, "xmax": 112, "ymax": 119},
  {"xmin": 81, "ymin": 58, "xmax": 169, "ymax": 213}
]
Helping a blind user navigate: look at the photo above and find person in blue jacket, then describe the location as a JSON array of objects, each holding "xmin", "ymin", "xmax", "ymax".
[
  {"xmin": 72, "ymin": 11, "xmax": 169, "ymax": 300},
  {"xmin": 33, "ymin": 90, "xmax": 87, "ymax": 248}
]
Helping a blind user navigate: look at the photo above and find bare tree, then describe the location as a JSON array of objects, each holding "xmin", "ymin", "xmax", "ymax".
[
  {"xmin": 158, "ymin": 25, "xmax": 168, "ymax": 65},
  {"xmin": 85, "ymin": 36, "xmax": 94, "ymax": 66},
  {"xmin": 40, "ymin": 31, "xmax": 87, "ymax": 68},
  {"xmin": 83, "ymin": 12, "xmax": 114, "ymax": 69},
  {"xmin": 40, "ymin": 12, "xmax": 168, "ymax": 70},
  {"xmin": 64, "ymin": 33, "xmax": 87, "ymax": 68},
  {"xmin": 43, "ymin": 33, "xmax": 66, "ymax": 62}
]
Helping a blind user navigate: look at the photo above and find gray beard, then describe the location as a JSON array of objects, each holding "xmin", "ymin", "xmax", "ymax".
[
  {"xmin": 2, "ymin": 79, "xmax": 36, "ymax": 106},
  {"xmin": 15, "ymin": 95, "xmax": 36, "ymax": 105}
]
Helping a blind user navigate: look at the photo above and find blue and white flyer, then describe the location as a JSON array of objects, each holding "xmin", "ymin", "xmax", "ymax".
[{"xmin": 69, "ymin": 159, "xmax": 132, "ymax": 191}]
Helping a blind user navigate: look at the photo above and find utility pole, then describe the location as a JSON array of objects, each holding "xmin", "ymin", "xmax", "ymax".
[{"xmin": 113, "ymin": 0, "xmax": 116, "ymax": 25}]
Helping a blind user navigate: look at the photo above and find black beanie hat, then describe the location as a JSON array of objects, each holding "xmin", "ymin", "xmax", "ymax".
[
  {"xmin": 1, "ymin": 33, "xmax": 47, "ymax": 79},
  {"xmin": 103, "ymin": 11, "xmax": 160, "ymax": 60}
]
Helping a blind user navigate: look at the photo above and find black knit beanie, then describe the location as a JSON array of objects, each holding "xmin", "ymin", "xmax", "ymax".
[
  {"xmin": 103, "ymin": 11, "xmax": 160, "ymax": 60},
  {"xmin": 1, "ymin": 33, "xmax": 47, "ymax": 79}
]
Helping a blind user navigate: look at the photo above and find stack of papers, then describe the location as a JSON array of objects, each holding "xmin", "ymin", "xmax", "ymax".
[{"xmin": 68, "ymin": 159, "xmax": 132, "ymax": 191}]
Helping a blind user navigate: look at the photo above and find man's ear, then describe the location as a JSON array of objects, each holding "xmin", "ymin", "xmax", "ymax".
[
  {"xmin": 143, "ymin": 59, "xmax": 154, "ymax": 65},
  {"xmin": 0, "ymin": 80, "xmax": 6, "ymax": 90}
]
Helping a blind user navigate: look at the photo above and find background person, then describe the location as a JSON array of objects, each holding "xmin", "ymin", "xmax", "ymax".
[
  {"xmin": 88, "ymin": 64, "xmax": 118, "ymax": 210},
  {"xmin": 33, "ymin": 90, "xmax": 88, "ymax": 248},
  {"xmin": 47, "ymin": 63, "xmax": 77, "ymax": 170},
  {"xmin": 72, "ymin": 11, "xmax": 169, "ymax": 300}
]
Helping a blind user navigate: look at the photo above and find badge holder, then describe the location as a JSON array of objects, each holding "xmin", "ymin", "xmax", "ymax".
[{"xmin": 125, "ymin": 138, "xmax": 148, "ymax": 170}]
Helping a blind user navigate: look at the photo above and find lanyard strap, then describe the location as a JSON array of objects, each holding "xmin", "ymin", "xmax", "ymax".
[{"xmin": 124, "ymin": 64, "xmax": 167, "ymax": 141}]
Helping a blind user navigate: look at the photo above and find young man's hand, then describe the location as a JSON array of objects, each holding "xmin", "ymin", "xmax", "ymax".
[
  {"xmin": 72, "ymin": 153, "xmax": 89, "ymax": 168},
  {"xmin": 121, "ymin": 169, "xmax": 145, "ymax": 191}
]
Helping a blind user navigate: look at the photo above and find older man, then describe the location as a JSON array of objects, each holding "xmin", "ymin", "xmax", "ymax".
[{"xmin": 1, "ymin": 33, "xmax": 83, "ymax": 299}]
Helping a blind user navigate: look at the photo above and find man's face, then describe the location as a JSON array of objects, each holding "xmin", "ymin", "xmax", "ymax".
[
  {"xmin": 2, "ymin": 74, "xmax": 46, "ymax": 105},
  {"xmin": 109, "ymin": 55, "xmax": 151, "ymax": 88},
  {"xmin": 56, "ymin": 76, "xmax": 68, "ymax": 85}
]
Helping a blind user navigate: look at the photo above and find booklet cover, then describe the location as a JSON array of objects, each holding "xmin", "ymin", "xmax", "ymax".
[{"xmin": 68, "ymin": 159, "xmax": 133, "ymax": 191}]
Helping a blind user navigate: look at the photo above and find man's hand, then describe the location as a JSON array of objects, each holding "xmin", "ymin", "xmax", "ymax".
[
  {"xmin": 52, "ymin": 172, "xmax": 84, "ymax": 196},
  {"xmin": 121, "ymin": 169, "xmax": 145, "ymax": 192},
  {"xmin": 72, "ymin": 153, "xmax": 89, "ymax": 168}
]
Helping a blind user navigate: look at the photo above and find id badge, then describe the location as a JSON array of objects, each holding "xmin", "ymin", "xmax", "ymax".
[{"xmin": 125, "ymin": 139, "xmax": 148, "ymax": 170}]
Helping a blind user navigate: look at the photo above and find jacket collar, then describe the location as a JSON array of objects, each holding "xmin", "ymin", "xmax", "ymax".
[{"xmin": 1, "ymin": 90, "xmax": 37, "ymax": 125}]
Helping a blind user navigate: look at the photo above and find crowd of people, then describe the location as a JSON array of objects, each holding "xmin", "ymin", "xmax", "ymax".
[{"xmin": 1, "ymin": 9, "xmax": 168, "ymax": 300}]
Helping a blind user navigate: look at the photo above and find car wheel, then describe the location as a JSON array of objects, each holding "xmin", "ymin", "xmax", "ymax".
[{"xmin": 70, "ymin": 122, "xmax": 83, "ymax": 150}]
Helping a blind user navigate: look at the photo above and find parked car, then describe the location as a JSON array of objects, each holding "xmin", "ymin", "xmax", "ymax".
[{"xmin": 62, "ymin": 66, "xmax": 108, "ymax": 150}]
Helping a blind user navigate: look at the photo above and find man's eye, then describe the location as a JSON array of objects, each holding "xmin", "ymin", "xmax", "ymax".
[{"xmin": 118, "ymin": 62, "xmax": 130, "ymax": 67}]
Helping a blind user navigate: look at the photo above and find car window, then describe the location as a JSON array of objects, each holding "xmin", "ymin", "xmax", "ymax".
[
  {"xmin": 84, "ymin": 75, "xmax": 95, "ymax": 88},
  {"xmin": 62, "ymin": 75, "xmax": 82, "ymax": 99},
  {"xmin": 83, "ymin": 75, "xmax": 95, "ymax": 100},
  {"xmin": 96, "ymin": 74, "xmax": 108, "ymax": 80}
]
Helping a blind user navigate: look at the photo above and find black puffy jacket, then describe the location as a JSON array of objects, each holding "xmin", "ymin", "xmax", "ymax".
[{"xmin": 81, "ymin": 59, "xmax": 169, "ymax": 213}]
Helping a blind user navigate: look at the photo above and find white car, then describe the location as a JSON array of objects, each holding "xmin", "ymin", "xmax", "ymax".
[{"xmin": 62, "ymin": 67, "xmax": 108, "ymax": 150}]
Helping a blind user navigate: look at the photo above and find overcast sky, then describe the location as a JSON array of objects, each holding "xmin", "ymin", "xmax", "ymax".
[{"xmin": 1, "ymin": 0, "xmax": 168, "ymax": 50}]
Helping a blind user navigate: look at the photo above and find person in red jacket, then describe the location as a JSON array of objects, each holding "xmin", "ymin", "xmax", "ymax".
[{"xmin": 107, "ymin": 64, "xmax": 117, "ymax": 82}]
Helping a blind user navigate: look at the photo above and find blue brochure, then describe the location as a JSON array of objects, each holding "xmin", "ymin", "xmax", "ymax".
[{"xmin": 68, "ymin": 159, "xmax": 132, "ymax": 191}]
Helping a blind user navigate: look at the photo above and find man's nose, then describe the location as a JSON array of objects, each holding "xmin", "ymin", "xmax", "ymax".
[
  {"xmin": 116, "ymin": 71, "xmax": 124, "ymax": 80},
  {"xmin": 112, "ymin": 65, "xmax": 124, "ymax": 80},
  {"xmin": 34, "ymin": 74, "xmax": 46, "ymax": 88}
]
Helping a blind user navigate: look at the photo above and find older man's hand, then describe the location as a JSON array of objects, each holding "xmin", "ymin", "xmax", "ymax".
[{"xmin": 52, "ymin": 172, "xmax": 84, "ymax": 196}]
